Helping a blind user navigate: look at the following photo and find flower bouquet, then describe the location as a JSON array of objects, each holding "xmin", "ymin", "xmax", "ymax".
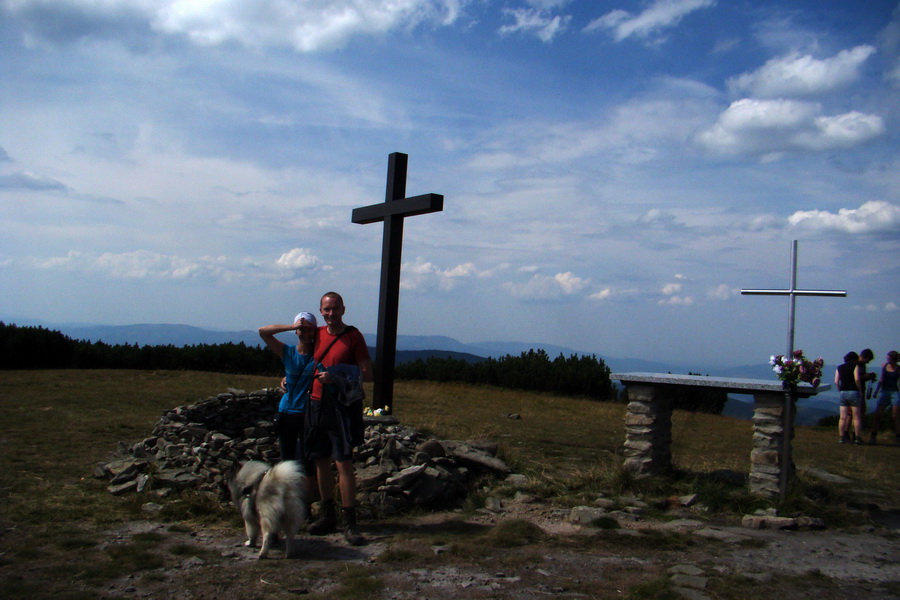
[{"xmin": 770, "ymin": 350, "xmax": 823, "ymax": 387}]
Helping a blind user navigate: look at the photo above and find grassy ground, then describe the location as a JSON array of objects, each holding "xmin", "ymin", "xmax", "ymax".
[{"xmin": 1, "ymin": 370, "xmax": 898, "ymax": 599}]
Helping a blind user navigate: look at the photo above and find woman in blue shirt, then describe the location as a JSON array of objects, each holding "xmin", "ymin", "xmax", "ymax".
[{"xmin": 259, "ymin": 312, "xmax": 318, "ymax": 470}]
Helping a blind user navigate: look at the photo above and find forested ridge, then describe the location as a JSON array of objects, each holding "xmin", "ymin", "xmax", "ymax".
[{"xmin": 2, "ymin": 322, "xmax": 726, "ymax": 411}]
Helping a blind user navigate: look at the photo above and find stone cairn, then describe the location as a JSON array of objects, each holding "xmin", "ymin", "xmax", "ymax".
[{"xmin": 96, "ymin": 388, "xmax": 512, "ymax": 516}]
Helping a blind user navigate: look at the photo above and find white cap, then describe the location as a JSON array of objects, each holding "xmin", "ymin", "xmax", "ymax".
[{"xmin": 293, "ymin": 312, "xmax": 317, "ymax": 327}]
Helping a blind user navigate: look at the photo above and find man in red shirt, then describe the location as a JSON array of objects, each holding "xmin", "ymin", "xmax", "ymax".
[{"xmin": 306, "ymin": 292, "xmax": 373, "ymax": 545}]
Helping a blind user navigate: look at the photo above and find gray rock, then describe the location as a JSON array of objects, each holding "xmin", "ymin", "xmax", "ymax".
[
  {"xmin": 100, "ymin": 388, "xmax": 512, "ymax": 516},
  {"xmin": 692, "ymin": 528, "xmax": 750, "ymax": 543},
  {"xmin": 505, "ymin": 474, "xmax": 529, "ymax": 487},
  {"xmin": 670, "ymin": 574, "xmax": 707, "ymax": 589},
  {"xmin": 668, "ymin": 565, "xmax": 704, "ymax": 576},
  {"xmin": 569, "ymin": 506, "xmax": 608, "ymax": 525}
]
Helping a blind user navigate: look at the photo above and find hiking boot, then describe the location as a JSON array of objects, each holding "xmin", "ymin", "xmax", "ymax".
[
  {"xmin": 308, "ymin": 501, "xmax": 337, "ymax": 535},
  {"xmin": 853, "ymin": 437, "xmax": 864, "ymax": 445},
  {"xmin": 341, "ymin": 506, "xmax": 365, "ymax": 546},
  {"xmin": 839, "ymin": 435, "xmax": 850, "ymax": 444}
]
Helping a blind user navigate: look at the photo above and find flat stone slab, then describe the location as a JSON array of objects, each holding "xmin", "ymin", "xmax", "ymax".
[{"xmin": 612, "ymin": 372, "xmax": 829, "ymax": 398}]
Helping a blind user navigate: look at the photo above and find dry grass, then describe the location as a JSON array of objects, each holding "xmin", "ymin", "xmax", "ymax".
[{"xmin": 1, "ymin": 370, "xmax": 898, "ymax": 599}]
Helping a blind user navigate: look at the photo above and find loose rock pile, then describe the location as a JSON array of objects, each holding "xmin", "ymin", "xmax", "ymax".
[{"xmin": 97, "ymin": 388, "xmax": 512, "ymax": 516}]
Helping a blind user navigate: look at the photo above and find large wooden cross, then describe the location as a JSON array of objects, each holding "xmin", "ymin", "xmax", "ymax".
[
  {"xmin": 352, "ymin": 153, "xmax": 443, "ymax": 413},
  {"xmin": 741, "ymin": 239, "xmax": 846, "ymax": 499}
]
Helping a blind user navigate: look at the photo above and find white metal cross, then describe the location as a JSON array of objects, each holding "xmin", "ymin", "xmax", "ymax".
[
  {"xmin": 741, "ymin": 239, "xmax": 846, "ymax": 500},
  {"xmin": 741, "ymin": 240, "xmax": 846, "ymax": 358}
]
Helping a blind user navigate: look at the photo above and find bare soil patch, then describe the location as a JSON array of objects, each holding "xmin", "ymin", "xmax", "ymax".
[{"xmin": 95, "ymin": 496, "xmax": 900, "ymax": 600}]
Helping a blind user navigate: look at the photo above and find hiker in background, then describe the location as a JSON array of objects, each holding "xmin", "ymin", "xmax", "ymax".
[
  {"xmin": 836, "ymin": 351, "xmax": 864, "ymax": 445},
  {"xmin": 858, "ymin": 348, "xmax": 877, "ymax": 417},
  {"xmin": 869, "ymin": 350, "xmax": 900, "ymax": 445}
]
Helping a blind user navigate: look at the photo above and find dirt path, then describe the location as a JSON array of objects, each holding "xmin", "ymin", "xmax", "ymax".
[{"xmin": 98, "ymin": 498, "xmax": 900, "ymax": 600}]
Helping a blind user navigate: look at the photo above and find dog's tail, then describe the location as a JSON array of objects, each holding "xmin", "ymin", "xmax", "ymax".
[
  {"xmin": 268, "ymin": 460, "xmax": 305, "ymax": 485},
  {"xmin": 257, "ymin": 460, "xmax": 307, "ymax": 538}
]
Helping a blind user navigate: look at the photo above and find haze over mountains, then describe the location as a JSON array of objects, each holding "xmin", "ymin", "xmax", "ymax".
[{"xmin": 4, "ymin": 317, "xmax": 840, "ymax": 425}]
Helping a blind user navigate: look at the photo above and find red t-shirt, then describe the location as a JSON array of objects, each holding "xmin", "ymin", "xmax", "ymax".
[{"xmin": 310, "ymin": 326, "xmax": 370, "ymax": 401}]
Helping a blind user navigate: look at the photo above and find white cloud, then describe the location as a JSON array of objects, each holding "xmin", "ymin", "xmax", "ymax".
[
  {"xmin": 499, "ymin": 7, "xmax": 571, "ymax": 42},
  {"xmin": 158, "ymin": 0, "xmax": 465, "ymax": 51},
  {"xmin": 886, "ymin": 302, "xmax": 899, "ymax": 312},
  {"xmin": 661, "ymin": 282, "xmax": 682, "ymax": 295},
  {"xmin": 585, "ymin": 0, "xmax": 715, "ymax": 43},
  {"xmin": 3, "ymin": 0, "xmax": 464, "ymax": 52},
  {"xmin": 729, "ymin": 46, "xmax": 876, "ymax": 98},
  {"xmin": 504, "ymin": 271, "xmax": 588, "ymax": 300},
  {"xmin": 589, "ymin": 287, "xmax": 612, "ymax": 301},
  {"xmin": 275, "ymin": 248, "xmax": 322, "ymax": 270},
  {"xmin": 36, "ymin": 249, "xmax": 204, "ymax": 279},
  {"xmin": 658, "ymin": 295, "xmax": 693, "ymax": 306},
  {"xmin": 708, "ymin": 283, "xmax": 736, "ymax": 300},
  {"xmin": 400, "ymin": 258, "xmax": 481, "ymax": 291},
  {"xmin": 554, "ymin": 271, "xmax": 588, "ymax": 294},
  {"xmin": 28, "ymin": 248, "xmax": 325, "ymax": 284},
  {"xmin": 658, "ymin": 280, "xmax": 693, "ymax": 305},
  {"xmin": 787, "ymin": 201, "xmax": 900, "ymax": 234},
  {"xmin": 697, "ymin": 99, "xmax": 885, "ymax": 158}
]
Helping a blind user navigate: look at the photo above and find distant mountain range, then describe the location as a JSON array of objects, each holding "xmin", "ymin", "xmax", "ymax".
[{"xmin": 4, "ymin": 317, "xmax": 839, "ymax": 425}]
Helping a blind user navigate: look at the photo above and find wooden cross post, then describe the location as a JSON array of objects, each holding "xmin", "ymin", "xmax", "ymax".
[
  {"xmin": 741, "ymin": 240, "xmax": 846, "ymax": 500},
  {"xmin": 352, "ymin": 153, "xmax": 443, "ymax": 414}
]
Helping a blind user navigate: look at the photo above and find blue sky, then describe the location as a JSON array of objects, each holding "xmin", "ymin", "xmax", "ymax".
[{"xmin": 1, "ymin": 0, "xmax": 898, "ymax": 369}]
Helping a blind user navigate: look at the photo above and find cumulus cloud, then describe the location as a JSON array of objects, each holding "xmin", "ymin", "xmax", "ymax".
[
  {"xmin": 728, "ymin": 46, "xmax": 877, "ymax": 98},
  {"xmin": 3, "ymin": 0, "xmax": 464, "ymax": 52},
  {"xmin": 708, "ymin": 283, "xmax": 737, "ymax": 300},
  {"xmin": 696, "ymin": 99, "xmax": 885, "ymax": 159},
  {"xmin": 400, "ymin": 258, "xmax": 481, "ymax": 291},
  {"xmin": 554, "ymin": 271, "xmax": 588, "ymax": 294},
  {"xmin": 589, "ymin": 287, "xmax": 612, "ymax": 301},
  {"xmin": 658, "ymin": 280, "xmax": 693, "ymax": 305},
  {"xmin": 787, "ymin": 201, "xmax": 900, "ymax": 234},
  {"xmin": 276, "ymin": 248, "xmax": 322, "ymax": 270},
  {"xmin": 504, "ymin": 271, "xmax": 589, "ymax": 300},
  {"xmin": 499, "ymin": 6, "xmax": 571, "ymax": 42},
  {"xmin": 585, "ymin": 0, "xmax": 715, "ymax": 43},
  {"xmin": 30, "ymin": 248, "xmax": 326, "ymax": 283},
  {"xmin": 36, "ymin": 249, "xmax": 203, "ymax": 279},
  {"xmin": 661, "ymin": 282, "xmax": 682, "ymax": 295}
]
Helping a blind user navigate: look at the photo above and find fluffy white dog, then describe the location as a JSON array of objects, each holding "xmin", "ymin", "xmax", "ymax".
[{"xmin": 229, "ymin": 460, "xmax": 306, "ymax": 559}]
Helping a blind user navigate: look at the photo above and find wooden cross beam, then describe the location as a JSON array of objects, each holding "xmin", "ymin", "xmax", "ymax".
[
  {"xmin": 741, "ymin": 239, "xmax": 846, "ymax": 500},
  {"xmin": 352, "ymin": 153, "xmax": 443, "ymax": 413}
]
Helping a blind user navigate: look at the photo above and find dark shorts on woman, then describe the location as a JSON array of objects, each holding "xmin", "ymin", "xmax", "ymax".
[{"xmin": 840, "ymin": 390, "xmax": 861, "ymax": 407}]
